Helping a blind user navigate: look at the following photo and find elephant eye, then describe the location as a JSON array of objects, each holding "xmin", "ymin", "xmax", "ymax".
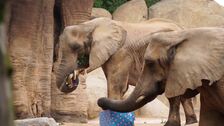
[
  {"xmin": 70, "ymin": 43, "xmax": 81, "ymax": 51},
  {"xmin": 145, "ymin": 59, "xmax": 155, "ymax": 66}
]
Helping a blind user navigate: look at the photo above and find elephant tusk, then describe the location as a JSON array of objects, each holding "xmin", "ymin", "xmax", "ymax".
[
  {"xmin": 82, "ymin": 69, "xmax": 87, "ymax": 76},
  {"xmin": 73, "ymin": 70, "xmax": 77, "ymax": 80},
  {"xmin": 69, "ymin": 73, "xmax": 73, "ymax": 79},
  {"xmin": 136, "ymin": 95, "xmax": 145, "ymax": 103}
]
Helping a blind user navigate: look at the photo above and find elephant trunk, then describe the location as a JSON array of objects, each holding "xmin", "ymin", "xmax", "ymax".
[
  {"xmin": 97, "ymin": 65, "xmax": 164, "ymax": 112},
  {"xmin": 97, "ymin": 80, "xmax": 158, "ymax": 112},
  {"xmin": 54, "ymin": 42, "xmax": 78, "ymax": 93},
  {"xmin": 97, "ymin": 87, "xmax": 157, "ymax": 112},
  {"xmin": 55, "ymin": 63, "xmax": 77, "ymax": 93}
]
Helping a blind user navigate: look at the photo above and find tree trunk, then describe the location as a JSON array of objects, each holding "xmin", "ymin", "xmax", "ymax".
[
  {"xmin": 61, "ymin": 0, "xmax": 93, "ymax": 26},
  {"xmin": 51, "ymin": 0, "xmax": 93, "ymax": 123},
  {"xmin": 8, "ymin": 0, "xmax": 54, "ymax": 118},
  {"xmin": 0, "ymin": 1, "xmax": 14, "ymax": 125}
]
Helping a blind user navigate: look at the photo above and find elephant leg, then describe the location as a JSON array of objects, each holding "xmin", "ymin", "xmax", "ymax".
[
  {"xmin": 180, "ymin": 97, "xmax": 198, "ymax": 125},
  {"xmin": 165, "ymin": 96, "xmax": 181, "ymax": 126},
  {"xmin": 102, "ymin": 52, "xmax": 132, "ymax": 100}
]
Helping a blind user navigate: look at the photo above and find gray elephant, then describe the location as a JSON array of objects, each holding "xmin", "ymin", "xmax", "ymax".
[
  {"xmin": 98, "ymin": 27, "xmax": 224, "ymax": 126},
  {"xmin": 53, "ymin": 18, "xmax": 197, "ymax": 126}
]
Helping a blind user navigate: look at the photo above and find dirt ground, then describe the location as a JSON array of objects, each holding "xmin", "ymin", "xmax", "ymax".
[
  {"xmin": 60, "ymin": 117, "xmax": 199, "ymax": 126},
  {"xmin": 60, "ymin": 108, "xmax": 200, "ymax": 126}
]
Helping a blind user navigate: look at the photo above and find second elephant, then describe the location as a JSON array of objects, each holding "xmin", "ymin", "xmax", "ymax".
[{"xmin": 98, "ymin": 27, "xmax": 224, "ymax": 126}]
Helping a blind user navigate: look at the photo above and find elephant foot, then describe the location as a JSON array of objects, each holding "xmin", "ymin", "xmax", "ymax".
[
  {"xmin": 186, "ymin": 114, "xmax": 198, "ymax": 125},
  {"xmin": 164, "ymin": 120, "xmax": 181, "ymax": 126}
]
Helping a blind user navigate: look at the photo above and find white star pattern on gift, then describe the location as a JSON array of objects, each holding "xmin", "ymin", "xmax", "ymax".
[{"xmin": 100, "ymin": 110, "xmax": 135, "ymax": 126}]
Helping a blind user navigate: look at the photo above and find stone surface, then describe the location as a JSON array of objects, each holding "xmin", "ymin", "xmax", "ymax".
[
  {"xmin": 15, "ymin": 117, "xmax": 58, "ymax": 126},
  {"xmin": 149, "ymin": 0, "xmax": 224, "ymax": 28},
  {"xmin": 113, "ymin": 0, "xmax": 148, "ymax": 23},
  {"xmin": 86, "ymin": 68, "xmax": 107, "ymax": 119},
  {"xmin": 91, "ymin": 8, "xmax": 112, "ymax": 19},
  {"xmin": 51, "ymin": 74, "xmax": 88, "ymax": 123}
]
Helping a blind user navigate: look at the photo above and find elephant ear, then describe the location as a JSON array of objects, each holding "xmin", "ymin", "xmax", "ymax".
[
  {"xmin": 88, "ymin": 22, "xmax": 127, "ymax": 72},
  {"xmin": 163, "ymin": 28, "xmax": 224, "ymax": 98}
]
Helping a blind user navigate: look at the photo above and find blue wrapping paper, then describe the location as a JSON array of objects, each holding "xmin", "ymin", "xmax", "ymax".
[{"xmin": 100, "ymin": 110, "xmax": 135, "ymax": 126}]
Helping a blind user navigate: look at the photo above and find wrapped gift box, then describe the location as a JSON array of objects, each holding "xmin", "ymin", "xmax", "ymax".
[{"xmin": 100, "ymin": 110, "xmax": 135, "ymax": 126}]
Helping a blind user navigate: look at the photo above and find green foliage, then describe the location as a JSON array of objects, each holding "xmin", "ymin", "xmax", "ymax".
[
  {"xmin": 94, "ymin": 0, "xmax": 127, "ymax": 13},
  {"xmin": 77, "ymin": 54, "xmax": 89, "ymax": 68},
  {"xmin": 94, "ymin": 0, "xmax": 160, "ymax": 13},
  {"xmin": 0, "ymin": 0, "xmax": 5, "ymax": 22},
  {"xmin": 145, "ymin": 0, "xmax": 160, "ymax": 8}
]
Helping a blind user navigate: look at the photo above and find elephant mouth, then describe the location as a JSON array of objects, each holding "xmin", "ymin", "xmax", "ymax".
[
  {"xmin": 59, "ymin": 70, "xmax": 80, "ymax": 93},
  {"xmin": 59, "ymin": 54, "xmax": 89, "ymax": 93}
]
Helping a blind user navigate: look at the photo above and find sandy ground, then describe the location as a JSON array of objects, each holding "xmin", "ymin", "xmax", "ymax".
[{"xmin": 60, "ymin": 117, "xmax": 199, "ymax": 126}]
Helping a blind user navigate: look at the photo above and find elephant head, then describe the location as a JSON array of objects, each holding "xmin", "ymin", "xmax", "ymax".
[
  {"xmin": 53, "ymin": 18, "xmax": 127, "ymax": 93},
  {"xmin": 98, "ymin": 27, "xmax": 224, "ymax": 112}
]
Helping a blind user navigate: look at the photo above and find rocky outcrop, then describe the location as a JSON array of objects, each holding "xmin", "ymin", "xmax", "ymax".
[
  {"xmin": 149, "ymin": 0, "xmax": 224, "ymax": 28},
  {"xmin": 113, "ymin": 0, "xmax": 148, "ymax": 23},
  {"xmin": 91, "ymin": 8, "xmax": 112, "ymax": 19},
  {"xmin": 51, "ymin": 74, "xmax": 88, "ymax": 123},
  {"xmin": 15, "ymin": 117, "xmax": 58, "ymax": 126}
]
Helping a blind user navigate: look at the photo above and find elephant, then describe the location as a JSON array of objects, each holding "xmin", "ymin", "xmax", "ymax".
[
  {"xmin": 53, "ymin": 17, "xmax": 197, "ymax": 126},
  {"xmin": 98, "ymin": 27, "xmax": 224, "ymax": 126}
]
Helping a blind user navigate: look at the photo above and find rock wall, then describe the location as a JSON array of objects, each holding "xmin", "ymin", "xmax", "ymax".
[
  {"xmin": 113, "ymin": 0, "xmax": 148, "ymax": 22},
  {"xmin": 148, "ymin": 0, "xmax": 224, "ymax": 28},
  {"xmin": 51, "ymin": 75, "xmax": 88, "ymax": 123},
  {"xmin": 91, "ymin": 8, "xmax": 112, "ymax": 19}
]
